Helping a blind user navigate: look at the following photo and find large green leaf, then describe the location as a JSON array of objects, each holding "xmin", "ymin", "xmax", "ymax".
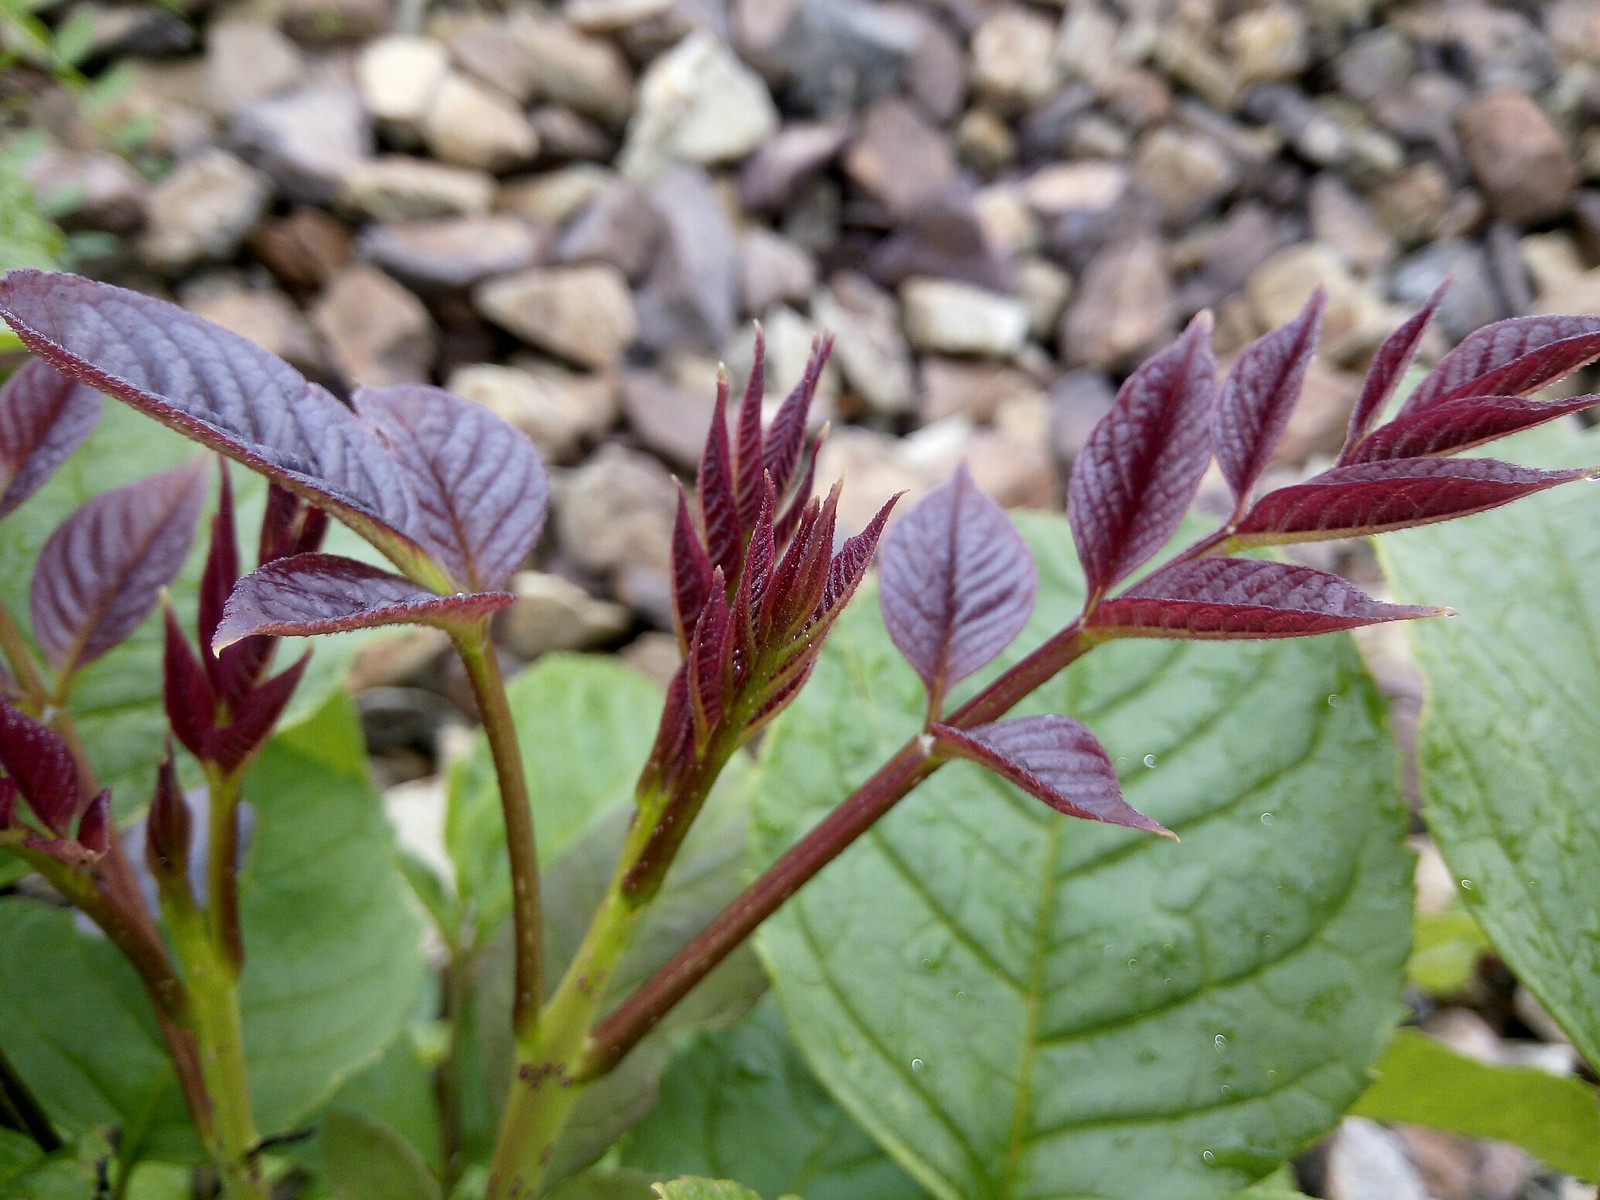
[
  {"xmin": 621, "ymin": 998, "xmax": 927, "ymax": 1200},
  {"xmin": 447, "ymin": 655, "xmax": 665, "ymax": 934},
  {"xmin": 0, "ymin": 693, "xmax": 426, "ymax": 1158},
  {"xmin": 1351, "ymin": 1028, "xmax": 1600, "ymax": 1178},
  {"xmin": 1380, "ymin": 423, "xmax": 1600, "ymax": 1069},
  {"xmin": 322, "ymin": 1108, "xmax": 441, "ymax": 1200},
  {"xmin": 754, "ymin": 510, "xmax": 1411, "ymax": 1200}
]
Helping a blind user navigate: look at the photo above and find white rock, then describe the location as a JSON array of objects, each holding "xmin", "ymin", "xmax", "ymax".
[
  {"xmin": 501, "ymin": 572, "xmax": 631, "ymax": 658},
  {"xmin": 474, "ymin": 264, "xmax": 638, "ymax": 369},
  {"xmin": 423, "ymin": 72, "xmax": 538, "ymax": 171},
  {"xmin": 339, "ymin": 156, "xmax": 496, "ymax": 220},
  {"xmin": 140, "ymin": 148, "xmax": 271, "ymax": 269},
  {"xmin": 901, "ymin": 278, "xmax": 1029, "ymax": 358},
  {"xmin": 205, "ymin": 22, "xmax": 302, "ymax": 119},
  {"xmin": 358, "ymin": 35, "xmax": 449, "ymax": 127},
  {"xmin": 619, "ymin": 31, "xmax": 779, "ymax": 181},
  {"xmin": 446, "ymin": 361, "xmax": 618, "ymax": 461},
  {"xmin": 971, "ymin": 7, "xmax": 1061, "ymax": 107}
]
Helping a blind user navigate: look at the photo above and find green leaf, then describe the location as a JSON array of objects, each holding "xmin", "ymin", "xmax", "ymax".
[
  {"xmin": 446, "ymin": 655, "xmax": 664, "ymax": 934},
  {"xmin": 322, "ymin": 1108, "xmax": 442, "ymax": 1200},
  {"xmin": 1380, "ymin": 423, "xmax": 1600, "ymax": 1069},
  {"xmin": 653, "ymin": 1180, "xmax": 766, "ymax": 1200},
  {"xmin": 622, "ymin": 998, "xmax": 926, "ymax": 1200},
  {"xmin": 1407, "ymin": 910, "xmax": 1489, "ymax": 995},
  {"xmin": 0, "ymin": 138, "xmax": 65, "ymax": 272},
  {"xmin": 1352, "ymin": 1028, "xmax": 1600, "ymax": 1178},
  {"xmin": 0, "ymin": 693, "xmax": 425, "ymax": 1158},
  {"xmin": 754, "ymin": 510, "xmax": 1412, "ymax": 1200}
]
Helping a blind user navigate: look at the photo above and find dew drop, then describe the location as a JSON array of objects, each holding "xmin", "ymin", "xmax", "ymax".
[
  {"xmin": 1220, "ymin": 1084, "xmax": 1233, "ymax": 1097},
  {"xmin": 1164, "ymin": 976, "xmax": 1175, "ymax": 986},
  {"xmin": 1214, "ymin": 1034, "xmax": 1228, "ymax": 1051},
  {"xmin": 1261, "ymin": 933, "xmax": 1275, "ymax": 947},
  {"xmin": 911, "ymin": 1058, "xmax": 925, "ymax": 1073},
  {"xmin": 1460, "ymin": 878, "xmax": 1474, "ymax": 891},
  {"xmin": 1127, "ymin": 958, "xmax": 1139, "ymax": 969},
  {"xmin": 1266, "ymin": 1069, "xmax": 1279, "ymax": 1082},
  {"xmin": 1201, "ymin": 1150, "xmax": 1216, "ymax": 1165},
  {"xmin": 1326, "ymin": 693, "xmax": 1342, "ymax": 707},
  {"xmin": 1143, "ymin": 754, "xmax": 1158, "ymax": 768},
  {"xmin": 955, "ymin": 990, "xmax": 968, "ymax": 1001},
  {"xmin": 1260, "ymin": 812, "xmax": 1275, "ymax": 825},
  {"xmin": 921, "ymin": 958, "xmax": 934, "ymax": 970},
  {"xmin": 1587, "ymin": 471, "xmax": 1600, "ymax": 482}
]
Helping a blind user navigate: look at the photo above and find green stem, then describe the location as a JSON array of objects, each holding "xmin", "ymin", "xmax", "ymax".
[
  {"xmin": 204, "ymin": 765, "xmax": 245, "ymax": 971},
  {"xmin": 451, "ymin": 627, "xmax": 544, "ymax": 1039},
  {"xmin": 0, "ymin": 602, "xmax": 49, "ymax": 710}
]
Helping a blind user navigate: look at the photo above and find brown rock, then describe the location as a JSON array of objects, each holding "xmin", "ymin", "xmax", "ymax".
[
  {"xmin": 339, "ymin": 156, "xmax": 496, "ymax": 220},
  {"xmin": 310, "ymin": 264, "xmax": 436, "ymax": 387},
  {"xmin": 204, "ymin": 22, "xmax": 303, "ymax": 119},
  {"xmin": 441, "ymin": 14, "xmax": 538, "ymax": 103},
  {"xmin": 1458, "ymin": 90, "xmax": 1578, "ymax": 225},
  {"xmin": 231, "ymin": 83, "xmax": 371, "ymax": 205},
  {"xmin": 739, "ymin": 227, "xmax": 817, "ymax": 317},
  {"xmin": 357, "ymin": 34, "xmax": 449, "ymax": 127},
  {"xmin": 446, "ymin": 361, "xmax": 618, "ymax": 462},
  {"xmin": 919, "ymin": 357, "xmax": 1045, "ymax": 425},
  {"xmin": 180, "ymin": 274, "xmax": 324, "ymax": 374},
  {"xmin": 813, "ymin": 272, "xmax": 913, "ymax": 416},
  {"xmin": 359, "ymin": 215, "xmax": 544, "ymax": 289},
  {"xmin": 498, "ymin": 165, "xmax": 613, "ymax": 225},
  {"xmin": 619, "ymin": 368, "xmax": 717, "ymax": 469},
  {"xmin": 844, "ymin": 99, "xmax": 955, "ymax": 218},
  {"xmin": 528, "ymin": 106, "xmax": 615, "ymax": 162},
  {"xmin": 1059, "ymin": 238, "xmax": 1175, "ymax": 370},
  {"xmin": 1224, "ymin": 4, "xmax": 1308, "ymax": 83},
  {"xmin": 422, "ymin": 73, "xmax": 539, "ymax": 172},
  {"xmin": 501, "ymin": 572, "xmax": 631, "ymax": 658},
  {"xmin": 1271, "ymin": 357, "xmax": 1361, "ymax": 465},
  {"xmin": 1247, "ymin": 243, "xmax": 1381, "ymax": 358},
  {"xmin": 249, "ymin": 207, "xmax": 355, "ymax": 291},
  {"xmin": 473, "ymin": 264, "xmax": 638, "ymax": 369},
  {"xmin": 1308, "ymin": 174, "xmax": 1396, "ymax": 273},
  {"xmin": 970, "ymin": 6, "xmax": 1061, "ymax": 110},
  {"xmin": 555, "ymin": 444, "xmax": 676, "ymax": 579},
  {"xmin": 511, "ymin": 11, "xmax": 634, "ymax": 128},
  {"xmin": 553, "ymin": 182, "xmax": 664, "ymax": 282},
  {"xmin": 1132, "ymin": 126, "xmax": 1237, "ymax": 225},
  {"xmin": 140, "ymin": 148, "xmax": 271, "ymax": 270},
  {"xmin": 279, "ymin": 0, "xmax": 391, "ymax": 43},
  {"xmin": 739, "ymin": 120, "xmax": 850, "ymax": 214}
]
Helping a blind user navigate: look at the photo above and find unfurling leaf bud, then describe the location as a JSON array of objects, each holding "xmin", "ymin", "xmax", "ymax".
[
  {"xmin": 76, "ymin": 790, "xmax": 110, "ymax": 857},
  {"xmin": 146, "ymin": 752, "xmax": 193, "ymax": 881}
]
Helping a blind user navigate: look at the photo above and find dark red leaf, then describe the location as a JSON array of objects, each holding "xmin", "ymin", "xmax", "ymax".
[
  {"xmin": 1090, "ymin": 557, "xmax": 1444, "ymax": 639},
  {"xmin": 214, "ymin": 553, "xmax": 513, "ymax": 648},
  {"xmin": 1344, "ymin": 393, "xmax": 1600, "ymax": 464},
  {"xmin": 355, "ymin": 383, "xmax": 549, "ymax": 591},
  {"xmin": 200, "ymin": 465, "xmax": 274, "ymax": 707},
  {"xmin": 932, "ymin": 715, "xmax": 1172, "ymax": 837},
  {"xmin": 0, "ymin": 778, "xmax": 17, "ymax": 829},
  {"xmin": 686, "ymin": 583, "xmax": 729, "ymax": 743},
  {"xmin": 1216, "ymin": 288, "xmax": 1324, "ymax": 504},
  {"xmin": 763, "ymin": 490, "xmax": 832, "ymax": 643},
  {"xmin": 734, "ymin": 327, "xmax": 767, "ymax": 529},
  {"xmin": 0, "ymin": 270, "xmax": 425, "ymax": 570},
  {"xmin": 732, "ymin": 482, "xmax": 777, "ymax": 663},
  {"xmin": 698, "ymin": 373, "xmax": 742, "ymax": 578},
  {"xmin": 1340, "ymin": 282, "xmax": 1444, "ymax": 460},
  {"xmin": 206, "ymin": 652, "xmax": 309, "ymax": 772},
  {"xmin": 145, "ymin": 751, "xmax": 192, "ymax": 877},
  {"xmin": 644, "ymin": 666, "xmax": 694, "ymax": 787},
  {"xmin": 31, "ymin": 459, "xmax": 208, "ymax": 678},
  {"xmin": 878, "ymin": 464, "xmax": 1036, "ymax": 706},
  {"xmin": 671, "ymin": 483, "xmax": 716, "ymax": 651},
  {"xmin": 0, "ymin": 702, "xmax": 78, "ymax": 835},
  {"xmin": 747, "ymin": 652, "xmax": 816, "ymax": 734},
  {"xmin": 763, "ymin": 335, "xmax": 831, "ymax": 497},
  {"xmin": 163, "ymin": 602, "xmax": 215, "ymax": 759},
  {"xmin": 818, "ymin": 493, "xmax": 899, "ymax": 622},
  {"xmin": 1232, "ymin": 457, "xmax": 1591, "ymax": 545},
  {"xmin": 259, "ymin": 481, "xmax": 328, "ymax": 564},
  {"xmin": 1402, "ymin": 314, "xmax": 1600, "ymax": 414},
  {"xmin": 76, "ymin": 790, "xmax": 110, "ymax": 857},
  {"xmin": 0, "ymin": 358, "xmax": 102, "ymax": 519},
  {"xmin": 773, "ymin": 429, "xmax": 823, "ymax": 547},
  {"xmin": 1068, "ymin": 314, "xmax": 1217, "ymax": 601}
]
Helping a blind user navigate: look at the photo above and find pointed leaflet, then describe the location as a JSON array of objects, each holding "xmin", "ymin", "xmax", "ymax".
[
  {"xmin": 0, "ymin": 270, "xmax": 427, "ymax": 574},
  {"xmin": 204, "ymin": 653, "xmax": 309, "ymax": 773},
  {"xmin": 163, "ymin": 602, "xmax": 215, "ymax": 759},
  {"xmin": 1344, "ymin": 393, "xmax": 1600, "ymax": 464},
  {"xmin": 1340, "ymin": 283, "xmax": 1444, "ymax": 460},
  {"xmin": 672, "ymin": 484, "xmax": 716, "ymax": 650},
  {"xmin": 1089, "ymin": 557, "xmax": 1442, "ymax": 640},
  {"xmin": 0, "ymin": 359, "xmax": 102, "ymax": 519},
  {"xmin": 75, "ymin": 791, "xmax": 109, "ymax": 856},
  {"xmin": 354, "ymin": 384, "xmax": 549, "ymax": 592},
  {"xmin": 734, "ymin": 327, "xmax": 767, "ymax": 528},
  {"xmin": 215, "ymin": 554, "xmax": 513, "ymax": 648},
  {"xmin": 932, "ymin": 715, "xmax": 1171, "ymax": 836},
  {"xmin": 1232, "ymin": 457, "xmax": 1590, "ymax": 545},
  {"xmin": 0, "ymin": 702, "xmax": 78, "ymax": 834},
  {"xmin": 878, "ymin": 465, "xmax": 1036, "ymax": 705},
  {"xmin": 818, "ymin": 494, "xmax": 899, "ymax": 622},
  {"xmin": 1216, "ymin": 288, "xmax": 1324, "ymax": 504},
  {"xmin": 145, "ymin": 751, "xmax": 192, "ymax": 877},
  {"xmin": 1401, "ymin": 313, "xmax": 1600, "ymax": 415},
  {"xmin": 30, "ymin": 459, "xmax": 208, "ymax": 679},
  {"xmin": 200, "ymin": 465, "xmax": 274, "ymax": 711},
  {"xmin": 1068, "ymin": 314, "xmax": 1217, "ymax": 601},
  {"xmin": 763, "ymin": 335, "xmax": 831, "ymax": 497},
  {"xmin": 698, "ymin": 374, "xmax": 742, "ymax": 578}
]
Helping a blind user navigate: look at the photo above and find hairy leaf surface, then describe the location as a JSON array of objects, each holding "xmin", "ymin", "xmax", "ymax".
[
  {"xmin": 755, "ymin": 510, "xmax": 1410, "ymax": 1200},
  {"xmin": 0, "ymin": 359, "xmax": 101, "ymax": 519},
  {"xmin": 1402, "ymin": 314, "xmax": 1600, "ymax": 413},
  {"xmin": 1341, "ymin": 285, "xmax": 1442, "ymax": 457},
  {"xmin": 1346, "ymin": 394, "xmax": 1600, "ymax": 464},
  {"xmin": 1216, "ymin": 291, "xmax": 1322, "ymax": 503}
]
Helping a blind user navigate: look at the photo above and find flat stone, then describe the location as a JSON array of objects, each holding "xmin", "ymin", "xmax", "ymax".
[
  {"xmin": 446, "ymin": 361, "xmax": 618, "ymax": 461},
  {"xmin": 553, "ymin": 182, "xmax": 664, "ymax": 282},
  {"xmin": 474, "ymin": 263, "xmax": 638, "ymax": 369},
  {"xmin": 1021, "ymin": 161, "xmax": 1131, "ymax": 219},
  {"xmin": 1059, "ymin": 238, "xmax": 1175, "ymax": 370},
  {"xmin": 204, "ymin": 21, "xmax": 303, "ymax": 119},
  {"xmin": 231, "ymin": 83, "xmax": 371, "ymax": 205},
  {"xmin": 440, "ymin": 14, "xmax": 538, "ymax": 103},
  {"xmin": 179, "ymin": 274, "xmax": 324, "ymax": 374},
  {"xmin": 1016, "ymin": 257, "xmax": 1072, "ymax": 343},
  {"xmin": 140, "ymin": 148, "xmax": 272, "ymax": 270},
  {"xmin": 360, "ymin": 215, "xmax": 544, "ymax": 289},
  {"xmin": 633, "ymin": 166, "xmax": 738, "ymax": 354},
  {"xmin": 1308, "ymin": 174, "xmax": 1396, "ymax": 273},
  {"xmin": 868, "ymin": 192, "xmax": 1014, "ymax": 293},
  {"xmin": 357, "ymin": 34, "xmax": 449, "ymax": 127},
  {"xmin": 422, "ymin": 72, "xmax": 539, "ymax": 171},
  {"xmin": 739, "ymin": 227, "xmax": 817, "ymax": 316},
  {"xmin": 1133, "ymin": 126, "xmax": 1237, "ymax": 225},
  {"xmin": 1224, "ymin": 4, "xmax": 1308, "ymax": 83},
  {"xmin": 339, "ymin": 156, "xmax": 496, "ymax": 220},
  {"xmin": 619, "ymin": 368, "xmax": 717, "ymax": 469},
  {"xmin": 511, "ymin": 11, "xmax": 634, "ymax": 128},
  {"xmin": 555, "ymin": 444, "xmax": 676, "ymax": 579},
  {"xmin": 310, "ymin": 263, "xmax": 436, "ymax": 387},
  {"xmin": 619, "ymin": 31, "xmax": 779, "ymax": 181},
  {"xmin": 901, "ymin": 278, "xmax": 1028, "ymax": 359},
  {"xmin": 1325, "ymin": 1118, "xmax": 1429, "ymax": 1200},
  {"xmin": 813, "ymin": 271, "xmax": 913, "ymax": 415},
  {"xmin": 567, "ymin": 0, "xmax": 673, "ymax": 34},
  {"xmin": 920, "ymin": 357, "xmax": 1046, "ymax": 425},
  {"xmin": 739, "ymin": 120, "xmax": 850, "ymax": 213},
  {"xmin": 498, "ymin": 164, "xmax": 613, "ymax": 224},
  {"xmin": 844, "ymin": 99, "xmax": 955, "ymax": 218},
  {"xmin": 502, "ymin": 572, "xmax": 631, "ymax": 658},
  {"xmin": 1247, "ymin": 243, "xmax": 1381, "ymax": 357},
  {"xmin": 249, "ymin": 207, "xmax": 355, "ymax": 291},
  {"xmin": 971, "ymin": 6, "xmax": 1060, "ymax": 109},
  {"xmin": 1458, "ymin": 89, "xmax": 1578, "ymax": 225},
  {"xmin": 528, "ymin": 106, "xmax": 615, "ymax": 162}
]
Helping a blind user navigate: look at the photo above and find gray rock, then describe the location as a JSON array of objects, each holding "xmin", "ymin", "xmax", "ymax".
[
  {"xmin": 1309, "ymin": 174, "xmax": 1397, "ymax": 273},
  {"xmin": 447, "ymin": 361, "xmax": 618, "ymax": 461},
  {"xmin": 339, "ymin": 156, "xmax": 496, "ymax": 220},
  {"xmin": 554, "ymin": 182, "xmax": 664, "ymax": 282},
  {"xmin": 441, "ymin": 14, "xmax": 538, "ymax": 103},
  {"xmin": 901, "ymin": 7, "xmax": 965, "ymax": 124},
  {"xmin": 619, "ymin": 368, "xmax": 717, "ymax": 469},
  {"xmin": 249, "ymin": 207, "xmax": 355, "ymax": 291},
  {"xmin": 498, "ymin": 165, "xmax": 613, "ymax": 224},
  {"xmin": 179, "ymin": 273, "xmax": 324, "ymax": 374},
  {"xmin": 231, "ymin": 83, "xmax": 372, "ymax": 205},
  {"xmin": 759, "ymin": 0, "xmax": 918, "ymax": 115},
  {"xmin": 1331, "ymin": 28, "xmax": 1412, "ymax": 103},
  {"xmin": 555, "ymin": 444, "xmax": 676, "ymax": 580},
  {"xmin": 1324, "ymin": 1119, "xmax": 1428, "ymax": 1200},
  {"xmin": 739, "ymin": 227, "xmax": 817, "ymax": 316},
  {"xmin": 1132, "ymin": 126, "xmax": 1238, "ymax": 225},
  {"xmin": 1393, "ymin": 239, "xmax": 1507, "ymax": 342},
  {"xmin": 204, "ymin": 22, "xmax": 303, "ymax": 119},
  {"xmin": 528, "ymin": 106, "xmax": 616, "ymax": 163},
  {"xmin": 474, "ymin": 264, "xmax": 638, "ymax": 369},
  {"xmin": 360, "ymin": 215, "xmax": 544, "ymax": 289},
  {"xmin": 970, "ymin": 6, "xmax": 1061, "ymax": 110},
  {"xmin": 357, "ymin": 34, "xmax": 449, "ymax": 127},
  {"xmin": 814, "ymin": 272, "xmax": 914, "ymax": 416},
  {"xmin": 502, "ymin": 572, "xmax": 631, "ymax": 658},
  {"xmin": 633, "ymin": 166, "xmax": 739, "ymax": 354},
  {"xmin": 619, "ymin": 31, "xmax": 779, "ymax": 181},
  {"xmin": 901, "ymin": 278, "xmax": 1029, "ymax": 359},
  {"xmin": 422, "ymin": 72, "xmax": 539, "ymax": 172},
  {"xmin": 739, "ymin": 120, "xmax": 850, "ymax": 214},
  {"xmin": 511, "ymin": 11, "xmax": 634, "ymax": 128},
  {"xmin": 20, "ymin": 146, "xmax": 146, "ymax": 232},
  {"xmin": 867, "ymin": 191, "xmax": 1014, "ymax": 293},
  {"xmin": 1059, "ymin": 238, "xmax": 1175, "ymax": 370},
  {"xmin": 140, "ymin": 148, "xmax": 272, "ymax": 270},
  {"xmin": 310, "ymin": 264, "xmax": 436, "ymax": 387},
  {"xmin": 844, "ymin": 99, "xmax": 955, "ymax": 219},
  {"xmin": 1049, "ymin": 368, "xmax": 1116, "ymax": 463},
  {"xmin": 1458, "ymin": 90, "xmax": 1578, "ymax": 225}
]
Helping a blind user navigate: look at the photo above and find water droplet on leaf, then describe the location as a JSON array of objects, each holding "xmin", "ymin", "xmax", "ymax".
[
  {"xmin": 1260, "ymin": 812, "xmax": 1274, "ymax": 825},
  {"xmin": 1143, "ymin": 754, "xmax": 1157, "ymax": 768},
  {"xmin": 911, "ymin": 1058, "xmax": 925, "ymax": 1072},
  {"xmin": 1214, "ymin": 1034, "xmax": 1228, "ymax": 1051},
  {"xmin": 1201, "ymin": 1150, "xmax": 1216, "ymax": 1165}
]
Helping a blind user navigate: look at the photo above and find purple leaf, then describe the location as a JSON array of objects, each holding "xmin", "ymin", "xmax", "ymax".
[
  {"xmin": 818, "ymin": 493, "xmax": 899, "ymax": 622},
  {"xmin": 163, "ymin": 602, "xmax": 216, "ymax": 760},
  {"xmin": 31, "ymin": 459, "xmax": 208, "ymax": 678},
  {"xmin": 1340, "ymin": 283, "xmax": 1444, "ymax": 460},
  {"xmin": 199, "ymin": 465, "xmax": 273, "ymax": 709},
  {"xmin": 878, "ymin": 464, "xmax": 1037, "ymax": 706},
  {"xmin": 0, "ymin": 359, "xmax": 103, "ymax": 519},
  {"xmin": 1344, "ymin": 393, "xmax": 1600, "ymax": 464},
  {"xmin": 258, "ymin": 480, "xmax": 329, "ymax": 564},
  {"xmin": 1232, "ymin": 457, "xmax": 1591, "ymax": 545},
  {"xmin": 214, "ymin": 553, "xmax": 513, "ymax": 648},
  {"xmin": 763, "ymin": 489, "xmax": 833, "ymax": 644},
  {"xmin": 671, "ymin": 483, "xmax": 716, "ymax": 650},
  {"xmin": 354, "ymin": 383, "xmax": 549, "ymax": 591},
  {"xmin": 763, "ymin": 335, "xmax": 831, "ymax": 497},
  {"xmin": 1090, "ymin": 557, "xmax": 1444, "ymax": 639},
  {"xmin": 1216, "ymin": 288, "xmax": 1324, "ymax": 504},
  {"xmin": 206, "ymin": 652, "xmax": 309, "ymax": 772},
  {"xmin": 932, "ymin": 715, "xmax": 1172, "ymax": 837},
  {"xmin": 145, "ymin": 752, "xmax": 192, "ymax": 877},
  {"xmin": 1068, "ymin": 314, "xmax": 1217, "ymax": 601},
  {"xmin": 0, "ymin": 702, "xmax": 78, "ymax": 835},
  {"xmin": 686, "ymin": 583, "xmax": 729, "ymax": 743},
  {"xmin": 734, "ymin": 327, "xmax": 767, "ymax": 529},
  {"xmin": 697, "ymin": 374, "xmax": 742, "ymax": 578},
  {"xmin": 0, "ymin": 270, "xmax": 425, "ymax": 570},
  {"xmin": 76, "ymin": 790, "xmax": 110, "ymax": 857},
  {"xmin": 0, "ymin": 779, "xmax": 17, "ymax": 829},
  {"xmin": 1401, "ymin": 313, "xmax": 1600, "ymax": 414}
]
